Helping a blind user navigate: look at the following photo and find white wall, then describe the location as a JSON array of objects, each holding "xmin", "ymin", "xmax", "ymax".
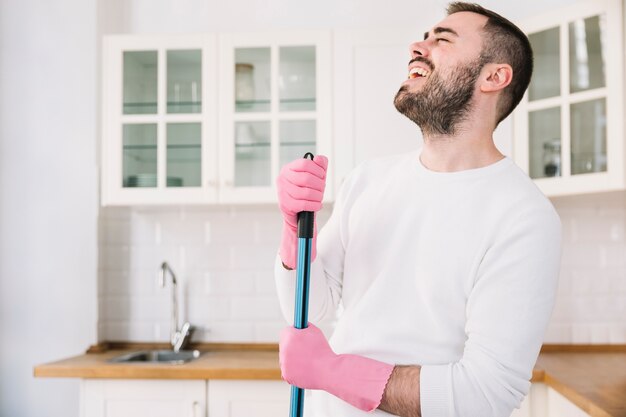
[{"xmin": 0, "ymin": 0, "xmax": 99, "ymax": 416}]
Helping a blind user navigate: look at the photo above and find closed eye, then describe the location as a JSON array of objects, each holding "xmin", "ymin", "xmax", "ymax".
[{"xmin": 436, "ymin": 38, "xmax": 450, "ymax": 43}]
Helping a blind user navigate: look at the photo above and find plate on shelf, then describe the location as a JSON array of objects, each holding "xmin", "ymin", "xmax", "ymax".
[{"xmin": 124, "ymin": 174, "xmax": 183, "ymax": 187}]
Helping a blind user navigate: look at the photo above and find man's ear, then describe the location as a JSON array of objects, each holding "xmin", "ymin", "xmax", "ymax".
[{"xmin": 480, "ymin": 63, "xmax": 513, "ymax": 93}]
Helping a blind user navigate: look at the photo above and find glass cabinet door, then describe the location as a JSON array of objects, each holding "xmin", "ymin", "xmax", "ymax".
[
  {"xmin": 526, "ymin": 12, "xmax": 608, "ymax": 180},
  {"xmin": 123, "ymin": 51, "xmax": 158, "ymax": 114},
  {"xmin": 120, "ymin": 46, "xmax": 205, "ymax": 191},
  {"xmin": 235, "ymin": 48, "xmax": 271, "ymax": 113},
  {"xmin": 123, "ymin": 123, "xmax": 157, "ymax": 187},
  {"xmin": 568, "ymin": 16, "xmax": 607, "ymax": 175},
  {"xmin": 167, "ymin": 50, "xmax": 202, "ymax": 114},
  {"xmin": 279, "ymin": 46, "xmax": 316, "ymax": 111},
  {"xmin": 228, "ymin": 42, "xmax": 318, "ymax": 194},
  {"xmin": 166, "ymin": 123, "xmax": 201, "ymax": 187}
]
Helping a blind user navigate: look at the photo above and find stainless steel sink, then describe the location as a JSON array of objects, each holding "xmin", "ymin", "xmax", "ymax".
[{"xmin": 108, "ymin": 349, "xmax": 201, "ymax": 364}]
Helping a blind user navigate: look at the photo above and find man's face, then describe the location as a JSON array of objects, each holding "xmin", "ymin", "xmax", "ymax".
[{"xmin": 394, "ymin": 12, "xmax": 489, "ymax": 136}]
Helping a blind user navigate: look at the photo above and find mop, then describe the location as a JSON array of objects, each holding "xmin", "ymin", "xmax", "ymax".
[{"xmin": 289, "ymin": 152, "xmax": 316, "ymax": 417}]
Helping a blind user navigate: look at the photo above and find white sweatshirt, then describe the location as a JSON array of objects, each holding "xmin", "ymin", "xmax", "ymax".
[{"xmin": 275, "ymin": 150, "xmax": 562, "ymax": 417}]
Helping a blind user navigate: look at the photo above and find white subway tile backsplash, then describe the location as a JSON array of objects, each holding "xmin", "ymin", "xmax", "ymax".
[
  {"xmin": 184, "ymin": 245, "xmax": 233, "ymax": 270},
  {"xmin": 543, "ymin": 322, "xmax": 572, "ymax": 344},
  {"xmin": 606, "ymin": 268, "xmax": 626, "ymax": 293},
  {"xmin": 571, "ymin": 323, "xmax": 593, "ymax": 344},
  {"xmin": 186, "ymin": 296, "xmax": 231, "ymax": 323},
  {"xmin": 561, "ymin": 242, "xmax": 603, "ymax": 268},
  {"xmin": 202, "ymin": 270, "xmax": 256, "ymax": 296},
  {"xmin": 101, "ymin": 219, "xmax": 131, "ymax": 244},
  {"xmin": 230, "ymin": 295, "xmax": 283, "ymax": 321},
  {"xmin": 608, "ymin": 325, "xmax": 626, "ymax": 343},
  {"xmin": 97, "ymin": 194, "xmax": 626, "ymax": 344},
  {"xmin": 160, "ymin": 217, "xmax": 206, "ymax": 245},
  {"xmin": 549, "ymin": 295, "xmax": 572, "ymax": 321},
  {"xmin": 204, "ymin": 322, "xmax": 255, "ymax": 342},
  {"xmin": 571, "ymin": 268, "xmax": 610, "ymax": 295},
  {"xmin": 231, "ymin": 244, "xmax": 279, "ymax": 270},
  {"xmin": 102, "ymin": 321, "xmax": 158, "ymax": 342},
  {"xmin": 601, "ymin": 244, "xmax": 626, "ymax": 268},
  {"xmin": 99, "ymin": 207, "xmax": 293, "ymax": 343},
  {"xmin": 255, "ymin": 269, "xmax": 278, "ymax": 295},
  {"xmin": 254, "ymin": 322, "xmax": 285, "ymax": 342},
  {"xmin": 101, "ymin": 269, "xmax": 156, "ymax": 296}
]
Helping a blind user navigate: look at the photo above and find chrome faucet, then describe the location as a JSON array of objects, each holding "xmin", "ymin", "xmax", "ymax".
[{"xmin": 159, "ymin": 261, "xmax": 194, "ymax": 352}]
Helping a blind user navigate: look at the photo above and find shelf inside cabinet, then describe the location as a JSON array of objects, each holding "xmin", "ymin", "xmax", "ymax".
[{"xmin": 235, "ymin": 98, "xmax": 316, "ymax": 111}]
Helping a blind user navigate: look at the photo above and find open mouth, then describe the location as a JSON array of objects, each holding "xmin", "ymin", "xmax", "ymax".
[{"xmin": 408, "ymin": 67, "xmax": 430, "ymax": 79}]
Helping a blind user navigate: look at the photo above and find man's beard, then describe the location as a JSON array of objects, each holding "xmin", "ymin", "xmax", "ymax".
[{"xmin": 394, "ymin": 57, "xmax": 485, "ymax": 136}]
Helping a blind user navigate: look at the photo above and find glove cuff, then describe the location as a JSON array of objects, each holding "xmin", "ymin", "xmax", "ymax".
[{"xmin": 326, "ymin": 354, "xmax": 395, "ymax": 412}]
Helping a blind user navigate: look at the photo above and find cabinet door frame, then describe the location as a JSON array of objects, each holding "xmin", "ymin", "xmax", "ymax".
[
  {"xmin": 513, "ymin": 0, "xmax": 624, "ymax": 196},
  {"xmin": 102, "ymin": 34, "xmax": 218, "ymax": 206},
  {"xmin": 217, "ymin": 30, "xmax": 332, "ymax": 204},
  {"xmin": 81, "ymin": 379, "xmax": 206, "ymax": 417},
  {"xmin": 207, "ymin": 379, "xmax": 290, "ymax": 417}
]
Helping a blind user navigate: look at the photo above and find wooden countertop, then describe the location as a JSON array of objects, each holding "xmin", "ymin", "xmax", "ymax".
[
  {"xmin": 34, "ymin": 343, "xmax": 626, "ymax": 416},
  {"xmin": 534, "ymin": 349, "xmax": 626, "ymax": 417},
  {"xmin": 34, "ymin": 342, "xmax": 282, "ymax": 380}
]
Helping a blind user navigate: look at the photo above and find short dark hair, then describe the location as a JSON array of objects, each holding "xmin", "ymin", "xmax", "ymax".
[{"xmin": 447, "ymin": 2, "xmax": 533, "ymax": 125}]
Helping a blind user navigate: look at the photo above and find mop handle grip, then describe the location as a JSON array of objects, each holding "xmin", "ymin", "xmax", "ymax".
[{"xmin": 297, "ymin": 152, "xmax": 315, "ymax": 239}]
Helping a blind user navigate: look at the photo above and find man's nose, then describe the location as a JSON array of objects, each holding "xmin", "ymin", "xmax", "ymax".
[{"xmin": 409, "ymin": 41, "xmax": 428, "ymax": 58}]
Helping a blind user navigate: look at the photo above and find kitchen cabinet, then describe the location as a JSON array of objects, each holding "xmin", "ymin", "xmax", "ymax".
[
  {"xmin": 208, "ymin": 380, "xmax": 290, "ymax": 417},
  {"xmin": 81, "ymin": 379, "xmax": 206, "ymax": 417},
  {"xmin": 513, "ymin": 0, "xmax": 624, "ymax": 196},
  {"xmin": 546, "ymin": 386, "xmax": 592, "ymax": 417},
  {"xmin": 81, "ymin": 379, "xmax": 289, "ymax": 417},
  {"xmin": 102, "ymin": 34, "xmax": 218, "ymax": 205},
  {"xmin": 332, "ymin": 28, "xmax": 422, "ymax": 193},
  {"xmin": 101, "ymin": 31, "xmax": 331, "ymax": 205},
  {"xmin": 515, "ymin": 383, "xmax": 592, "ymax": 417},
  {"xmin": 218, "ymin": 31, "xmax": 332, "ymax": 204}
]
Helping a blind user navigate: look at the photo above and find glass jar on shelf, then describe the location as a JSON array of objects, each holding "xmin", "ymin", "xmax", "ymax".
[{"xmin": 543, "ymin": 139, "xmax": 561, "ymax": 177}]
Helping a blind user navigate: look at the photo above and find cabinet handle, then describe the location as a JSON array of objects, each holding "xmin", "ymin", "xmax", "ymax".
[
  {"xmin": 207, "ymin": 180, "xmax": 217, "ymax": 187},
  {"xmin": 190, "ymin": 400, "xmax": 200, "ymax": 417},
  {"xmin": 224, "ymin": 180, "xmax": 233, "ymax": 187}
]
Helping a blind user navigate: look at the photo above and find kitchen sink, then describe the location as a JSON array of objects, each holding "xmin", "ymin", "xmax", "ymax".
[{"xmin": 108, "ymin": 349, "xmax": 201, "ymax": 364}]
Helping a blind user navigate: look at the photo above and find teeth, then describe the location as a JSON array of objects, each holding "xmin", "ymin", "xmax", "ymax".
[{"xmin": 408, "ymin": 67, "xmax": 430, "ymax": 79}]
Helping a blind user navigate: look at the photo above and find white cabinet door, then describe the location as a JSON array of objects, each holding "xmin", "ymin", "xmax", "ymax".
[
  {"xmin": 102, "ymin": 30, "xmax": 333, "ymax": 206},
  {"xmin": 513, "ymin": 0, "xmax": 624, "ymax": 196},
  {"xmin": 102, "ymin": 34, "xmax": 219, "ymax": 206},
  {"xmin": 332, "ymin": 29, "xmax": 424, "ymax": 194},
  {"xmin": 218, "ymin": 31, "xmax": 332, "ymax": 204},
  {"xmin": 546, "ymin": 386, "xmax": 591, "ymax": 417},
  {"xmin": 207, "ymin": 380, "xmax": 290, "ymax": 417},
  {"xmin": 522, "ymin": 383, "xmax": 592, "ymax": 417},
  {"xmin": 81, "ymin": 379, "xmax": 206, "ymax": 417}
]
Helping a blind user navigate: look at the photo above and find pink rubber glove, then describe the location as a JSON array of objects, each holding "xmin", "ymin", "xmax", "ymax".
[
  {"xmin": 276, "ymin": 155, "xmax": 328, "ymax": 270},
  {"xmin": 279, "ymin": 324, "xmax": 394, "ymax": 412}
]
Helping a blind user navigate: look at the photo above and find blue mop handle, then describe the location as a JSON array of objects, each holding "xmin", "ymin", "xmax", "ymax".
[{"xmin": 289, "ymin": 152, "xmax": 316, "ymax": 417}]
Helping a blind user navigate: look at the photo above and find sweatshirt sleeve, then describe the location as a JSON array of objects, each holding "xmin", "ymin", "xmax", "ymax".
[
  {"xmin": 274, "ymin": 171, "xmax": 353, "ymax": 325},
  {"xmin": 419, "ymin": 205, "xmax": 562, "ymax": 417}
]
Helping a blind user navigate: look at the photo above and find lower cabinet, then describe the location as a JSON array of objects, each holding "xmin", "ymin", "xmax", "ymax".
[
  {"xmin": 509, "ymin": 383, "xmax": 592, "ymax": 417},
  {"xmin": 80, "ymin": 379, "xmax": 591, "ymax": 417},
  {"xmin": 208, "ymin": 380, "xmax": 290, "ymax": 417},
  {"xmin": 80, "ymin": 379, "xmax": 290, "ymax": 417},
  {"xmin": 81, "ymin": 379, "xmax": 206, "ymax": 417}
]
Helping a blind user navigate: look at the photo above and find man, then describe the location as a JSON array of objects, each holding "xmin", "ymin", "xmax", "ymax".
[{"xmin": 274, "ymin": 3, "xmax": 562, "ymax": 417}]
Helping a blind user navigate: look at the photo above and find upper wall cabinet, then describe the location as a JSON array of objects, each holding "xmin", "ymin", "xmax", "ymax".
[
  {"xmin": 513, "ymin": 0, "xmax": 624, "ymax": 196},
  {"xmin": 218, "ymin": 31, "xmax": 332, "ymax": 203},
  {"xmin": 101, "ymin": 31, "xmax": 331, "ymax": 206}
]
